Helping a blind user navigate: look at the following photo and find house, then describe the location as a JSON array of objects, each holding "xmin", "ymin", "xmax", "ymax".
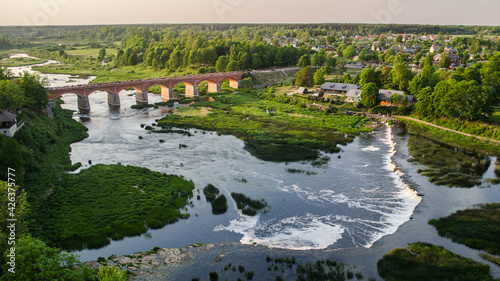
[
  {"xmin": 344, "ymin": 89, "xmax": 413, "ymax": 106},
  {"xmin": 379, "ymin": 89, "xmax": 406, "ymax": 106},
  {"xmin": 433, "ymin": 53, "xmax": 462, "ymax": 65},
  {"xmin": 297, "ymin": 87, "xmax": 308, "ymax": 94},
  {"xmin": 311, "ymin": 45, "xmax": 326, "ymax": 52},
  {"xmin": 320, "ymin": 83, "xmax": 359, "ymax": 94},
  {"xmin": 445, "ymin": 46, "xmax": 458, "ymax": 54},
  {"xmin": 326, "ymin": 45, "xmax": 336, "ymax": 52},
  {"xmin": 346, "ymin": 89, "xmax": 362, "ymax": 102},
  {"xmin": 448, "ymin": 54, "xmax": 462, "ymax": 64},
  {"xmin": 429, "ymin": 44, "xmax": 442, "ymax": 53},
  {"xmin": 0, "ymin": 110, "xmax": 24, "ymax": 137}
]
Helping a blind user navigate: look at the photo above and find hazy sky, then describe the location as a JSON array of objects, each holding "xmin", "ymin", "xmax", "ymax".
[{"xmin": 1, "ymin": 0, "xmax": 499, "ymax": 26}]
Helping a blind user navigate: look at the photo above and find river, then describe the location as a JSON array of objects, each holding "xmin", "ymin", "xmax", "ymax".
[{"xmin": 8, "ymin": 54, "xmax": 500, "ymax": 280}]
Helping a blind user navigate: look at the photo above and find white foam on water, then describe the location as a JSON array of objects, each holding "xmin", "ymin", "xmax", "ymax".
[
  {"xmin": 215, "ymin": 124, "xmax": 421, "ymax": 251},
  {"xmin": 361, "ymin": 145, "xmax": 381, "ymax": 152},
  {"xmin": 362, "ymin": 124, "xmax": 421, "ymax": 247},
  {"xmin": 215, "ymin": 214, "xmax": 344, "ymax": 250}
]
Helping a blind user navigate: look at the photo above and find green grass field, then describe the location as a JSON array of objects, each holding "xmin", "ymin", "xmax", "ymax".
[{"xmin": 66, "ymin": 47, "xmax": 119, "ymax": 58}]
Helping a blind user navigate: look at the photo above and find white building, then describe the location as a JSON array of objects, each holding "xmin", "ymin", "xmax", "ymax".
[{"xmin": 0, "ymin": 111, "xmax": 23, "ymax": 137}]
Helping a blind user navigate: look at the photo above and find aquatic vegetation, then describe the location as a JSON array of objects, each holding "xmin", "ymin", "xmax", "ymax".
[
  {"xmin": 158, "ymin": 90, "xmax": 369, "ymax": 162},
  {"xmin": 406, "ymin": 134, "xmax": 492, "ymax": 187},
  {"xmin": 231, "ymin": 193, "xmax": 268, "ymax": 216},
  {"xmin": 203, "ymin": 184, "xmax": 228, "ymax": 215},
  {"xmin": 377, "ymin": 242, "xmax": 498, "ymax": 281},
  {"xmin": 429, "ymin": 203, "xmax": 500, "ymax": 255},
  {"xmin": 31, "ymin": 164, "xmax": 195, "ymax": 250},
  {"xmin": 286, "ymin": 168, "xmax": 317, "ymax": 175}
]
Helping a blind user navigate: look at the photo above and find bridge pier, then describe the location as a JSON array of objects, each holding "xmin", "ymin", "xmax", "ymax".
[
  {"xmin": 77, "ymin": 96, "xmax": 90, "ymax": 112},
  {"xmin": 135, "ymin": 90, "xmax": 149, "ymax": 105},
  {"xmin": 161, "ymin": 86, "xmax": 174, "ymax": 101},
  {"xmin": 208, "ymin": 82, "xmax": 222, "ymax": 93},
  {"xmin": 185, "ymin": 84, "xmax": 199, "ymax": 98},
  {"xmin": 229, "ymin": 79, "xmax": 240, "ymax": 89},
  {"xmin": 108, "ymin": 92, "xmax": 120, "ymax": 106}
]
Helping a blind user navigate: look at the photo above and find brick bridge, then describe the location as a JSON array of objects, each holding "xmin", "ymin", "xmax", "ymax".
[{"xmin": 46, "ymin": 71, "xmax": 246, "ymax": 111}]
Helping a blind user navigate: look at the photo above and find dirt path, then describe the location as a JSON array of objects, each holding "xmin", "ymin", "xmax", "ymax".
[{"xmin": 393, "ymin": 116, "xmax": 500, "ymax": 145}]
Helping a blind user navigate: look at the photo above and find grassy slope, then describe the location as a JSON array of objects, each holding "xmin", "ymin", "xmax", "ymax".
[
  {"xmin": 429, "ymin": 203, "xmax": 500, "ymax": 255},
  {"xmin": 377, "ymin": 242, "xmax": 499, "ymax": 281}
]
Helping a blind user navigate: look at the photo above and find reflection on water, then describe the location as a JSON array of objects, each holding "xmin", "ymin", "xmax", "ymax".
[{"xmin": 407, "ymin": 134, "xmax": 495, "ymax": 188}]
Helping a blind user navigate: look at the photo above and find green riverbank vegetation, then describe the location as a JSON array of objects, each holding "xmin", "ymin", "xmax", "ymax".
[
  {"xmin": 429, "ymin": 203, "xmax": 500, "ymax": 256},
  {"xmin": 406, "ymin": 134, "xmax": 495, "ymax": 187},
  {"xmin": 377, "ymin": 242, "xmax": 500, "ymax": 281},
  {"xmin": 156, "ymin": 89, "xmax": 370, "ymax": 162},
  {"xmin": 32, "ymin": 164, "xmax": 194, "ymax": 250}
]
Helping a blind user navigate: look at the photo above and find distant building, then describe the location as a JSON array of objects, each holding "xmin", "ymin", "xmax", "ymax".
[
  {"xmin": 326, "ymin": 45, "xmax": 336, "ymax": 52},
  {"xmin": 429, "ymin": 44, "xmax": 442, "ymax": 53},
  {"xmin": 445, "ymin": 46, "xmax": 459, "ymax": 54},
  {"xmin": 346, "ymin": 89, "xmax": 362, "ymax": 102},
  {"xmin": 344, "ymin": 89, "xmax": 413, "ymax": 106},
  {"xmin": 379, "ymin": 89, "xmax": 407, "ymax": 106},
  {"xmin": 320, "ymin": 83, "xmax": 359, "ymax": 94},
  {"xmin": 0, "ymin": 111, "xmax": 23, "ymax": 137},
  {"xmin": 297, "ymin": 87, "xmax": 308, "ymax": 94},
  {"xmin": 434, "ymin": 53, "xmax": 462, "ymax": 65}
]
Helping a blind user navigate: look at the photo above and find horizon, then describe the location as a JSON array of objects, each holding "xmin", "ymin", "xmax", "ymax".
[{"xmin": 1, "ymin": 0, "xmax": 499, "ymax": 28}]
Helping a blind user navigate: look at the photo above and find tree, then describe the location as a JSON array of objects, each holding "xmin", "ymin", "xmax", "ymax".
[
  {"xmin": 297, "ymin": 54, "xmax": 311, "ymax": 68},
  {"xmin": 240, "ymin": 77, "xmax": 253, "ymax": 89},
  {"xmin": 323, "ymin": 57, "xmax": 336, "ymax": 74},
  {"xmin": 337, "ymin": 61, "xmax": 347, "ymax": 75},
  {"xmin": 98, "ymin": 48, "xmax": 106, "ymax": 62},
  {"xmin": 314, "ymin": 67, "xmax": 326, "ymax": 85},
  {"xmin": 311, "ymin": 52, "xmax": 326, "ymax": 66},
  {"xmin": 225, "ymin": 60, "xmax": 240, "ymax": 72},
  {"xmin": 237, "ymin": 52, "xmax": 251, "ymax": 70},
  {"xmin": 360, "ymin": 82, "xmax": 379, "ymax": 108},
  {"xmin": 0, "ymin": 67, "xmax": 12, "ymax": 81},
  {"xmin": 389, "ymin": 62, "xmax": 413, "ymax": 91},
  {"xmin": 0, "ymin": 80, "xmax": 24, "ymax": 110},
  {"xmin": 2, "ymin": 236, "xmax": 95, "ymax": 280},
  {"xmin": 359, "ymin": 68, "xmax": 377, "ymax": 86},
  {"xmin": 343, "ymin": 45, "xmax": 357, "ymax": 59},
  {"xmin": 251, "ymin": 53, "xmax": 262, "ymax": 69},
  {"xmin": 215, "ymin": 56, "xmax": 229, "ymax": 73},
  {"xmin": 16, "ymin": 72, "xmax": 48, "ymax": 111},
  {"xmin": 438, "ymin": 53, "xmax": 451, "ymax": 68},
  {"xmin": 414, "ymin": 86, "xmax": 435, "ymax": 117},
  {"xmin": 295, "ymin": 66, "xmax": 315, "ymax": 87}
]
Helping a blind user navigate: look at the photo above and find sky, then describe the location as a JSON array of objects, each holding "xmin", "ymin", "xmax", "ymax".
[{"xmin": 1, "ymin": 0, "xmax": 499, "ymax": 27}]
